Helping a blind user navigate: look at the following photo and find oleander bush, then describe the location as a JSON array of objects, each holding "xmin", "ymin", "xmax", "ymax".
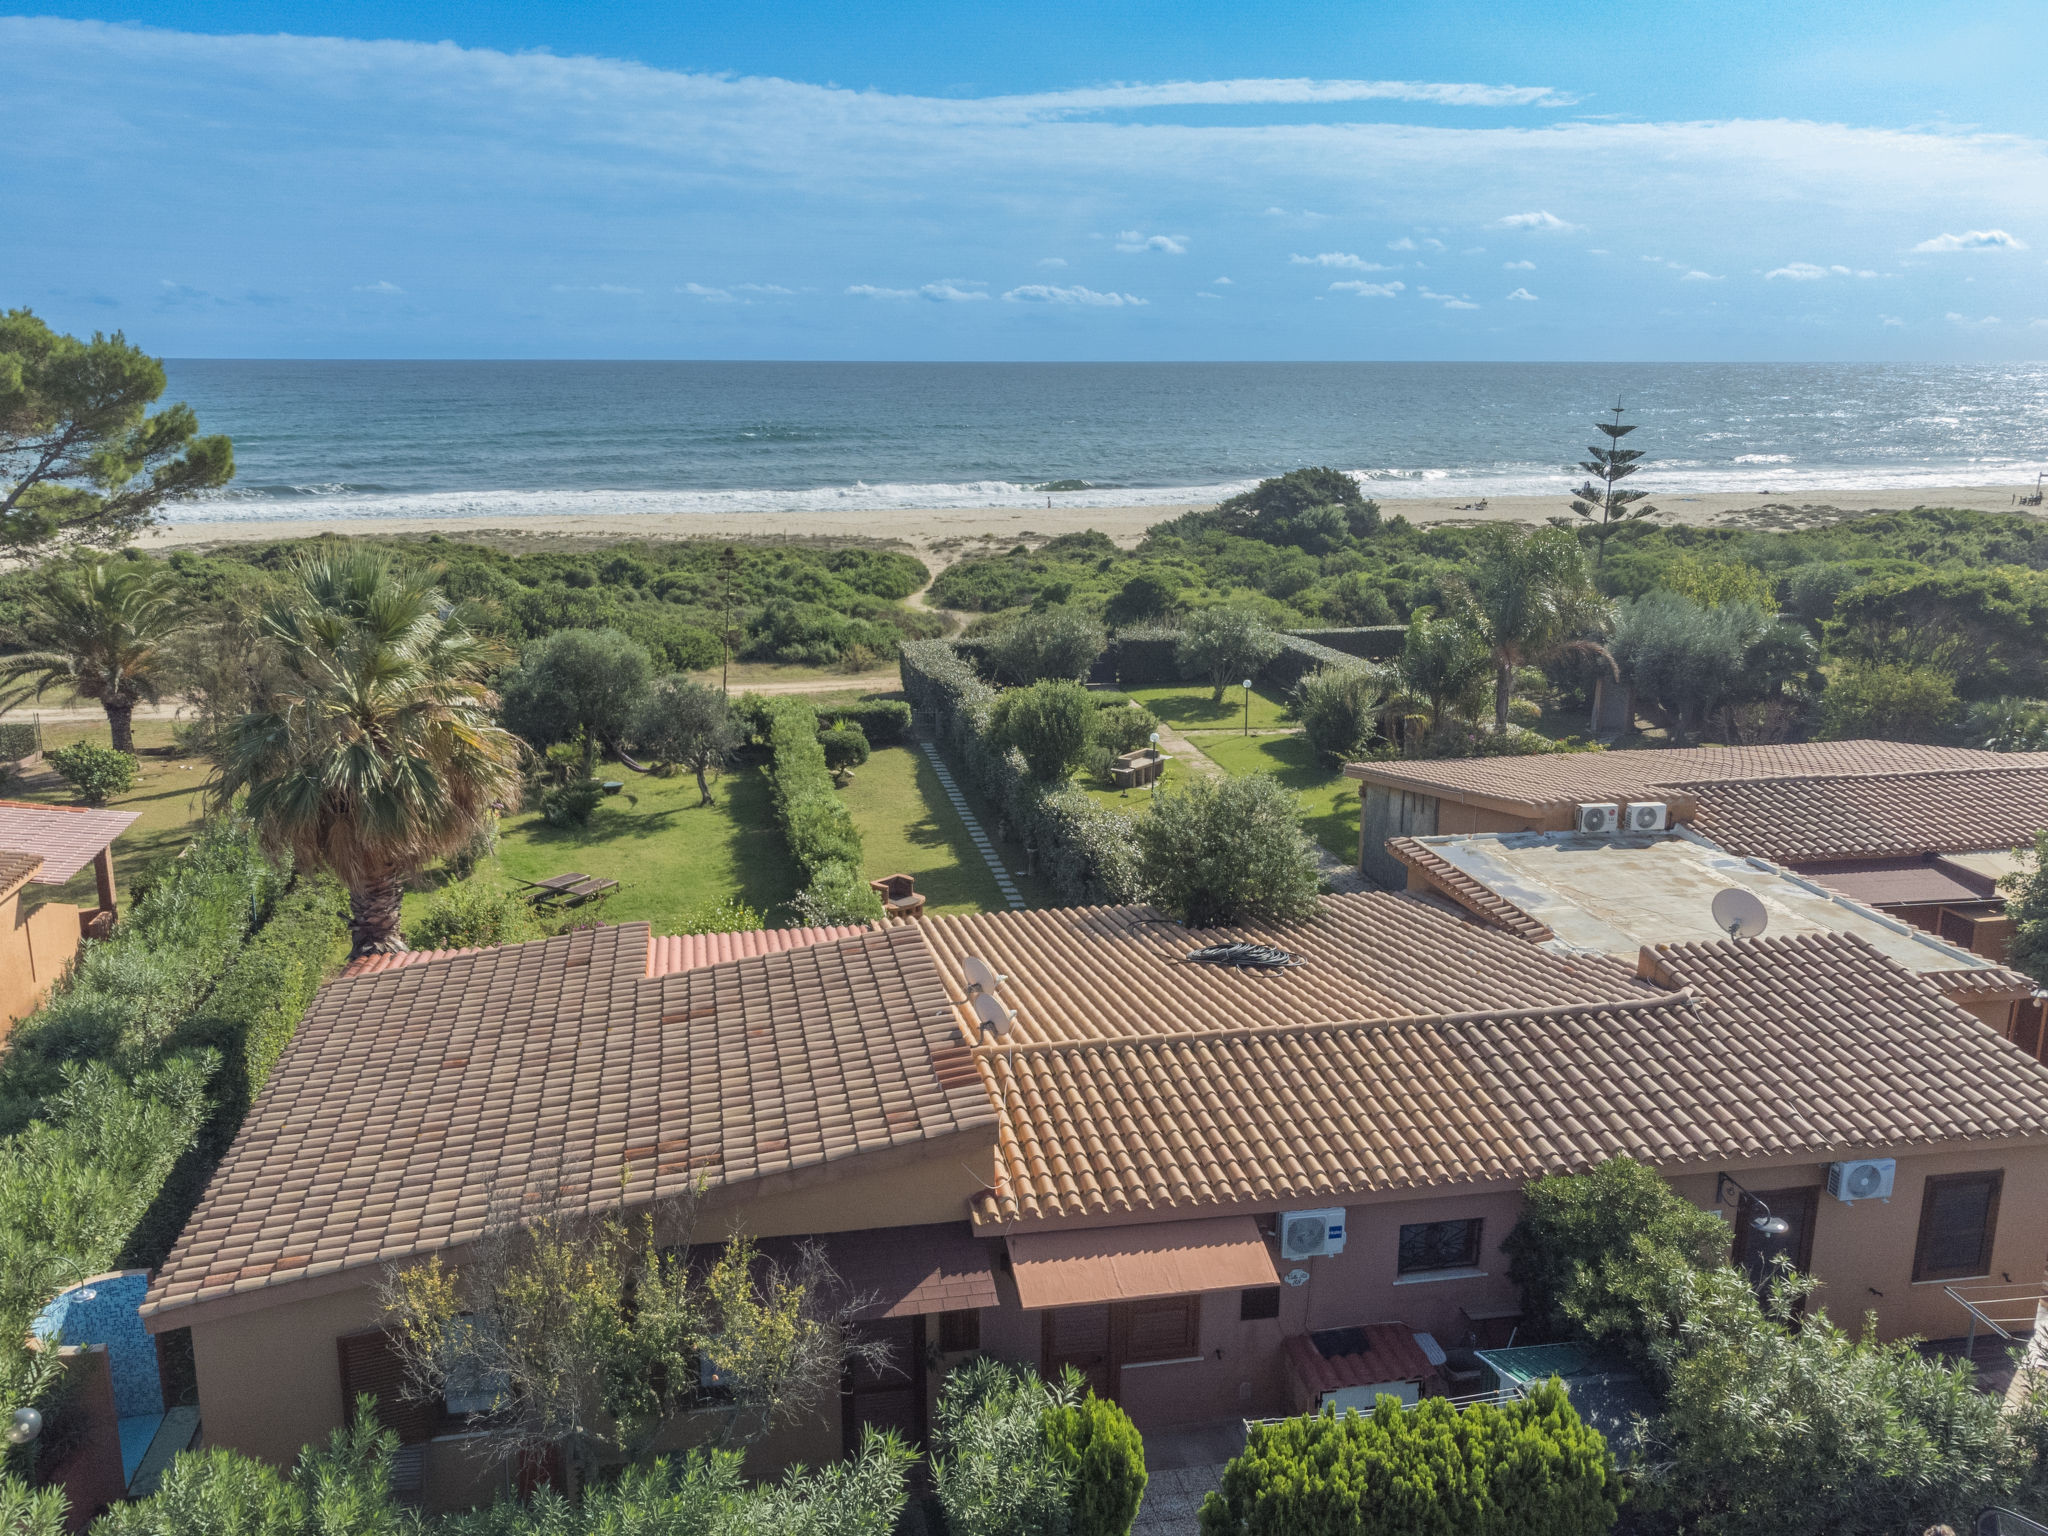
[{"xmin": 43, "ymin": 741, "xmax": 136, "ymax": 805}]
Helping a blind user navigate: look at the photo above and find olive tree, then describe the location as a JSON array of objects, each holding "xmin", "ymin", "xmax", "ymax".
[
  {"xmin": 987, "ymin": 607, "xmax": 1106, "ymax": 684},
  {"xmin": 1136, "ymin": 774, "xmax": 1321, "ymax": 928},
  {"xmin": 631, "ymin": 676, "xmax": 740, "ymax": 804},
  {"xmin": 1176, "ymin": 607, "xmax": 1283, "ymax": 702},
  {"xmin": 991, "ymin": 679, "xmax": 1096, "ymax": 783},
  {"xmin": 498, "ymin": 627, "xmax": 654, "ymax": 775}
]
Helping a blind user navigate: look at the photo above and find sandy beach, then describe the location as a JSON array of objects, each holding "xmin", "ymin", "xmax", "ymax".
[{"xmin": 147, "ymin": 483, "xmax": 2047, "ymax": 566}]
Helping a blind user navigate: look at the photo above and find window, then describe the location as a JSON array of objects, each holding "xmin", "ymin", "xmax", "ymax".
[
  {"xmin": 1239, "ymin": 1286, "xmax": 1281, "ymax": 1322},
  {"xmin": 1123, "ymin": 1295, "xmax": 1200, "ymax": 1363},
  {"xmin": 1914, "ymin": 1171, "xmax": 2003, "ymax": 1283},
  {"xmin": 1398, "ymin": 1219, "xmax": 1484, "ymax": 1275},
  {"xmin": 938, "ymin": 1309, "xmax": 981, "ymax": 1354}
]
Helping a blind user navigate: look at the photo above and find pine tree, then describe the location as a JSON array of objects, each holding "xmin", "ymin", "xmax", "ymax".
[{"xmin": 1569, "ymin": 399, "xmax": 1658, "ymax": 566}]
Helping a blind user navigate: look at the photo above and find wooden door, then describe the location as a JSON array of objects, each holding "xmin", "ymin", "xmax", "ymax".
[
  {"xmin": 1732, "ymin": 1187, "xmax": 1819, "ymax": 1292},
  {"xmin": 1042, "ymin": 1305, "xmax": 1117, "ymax": 1400},
  {"xmin": 842, "ymin": 1316, "xmax": 926, "ymax": 1455}
]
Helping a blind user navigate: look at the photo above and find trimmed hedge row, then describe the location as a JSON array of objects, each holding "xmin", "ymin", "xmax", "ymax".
[
  {"xmin": 0, "ymin": 722, "xmax": 39, "ymax": 761},
  {"xmin": 816, "ymin": 698, "xmax": 913, "ymax": 746},
  {"xmin": 1101, "ymin": 627, "xmax": 1379, "ymax": 693},
  {"xmin": 764, "ymin": 698, "xmax": 884, "ymax": 921},
  {"xmin": 899, "ymin": 641, "xmax": 1142, "ymax": 904},
  {"xmin": 1287, "ymin": 626, "xmax": 1410, "ymax": 662}
]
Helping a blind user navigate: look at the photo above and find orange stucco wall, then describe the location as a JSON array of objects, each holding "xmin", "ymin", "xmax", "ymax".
[{"xmin": 2, "ymin": 891, "xmax": 82, "ymax": 1031}]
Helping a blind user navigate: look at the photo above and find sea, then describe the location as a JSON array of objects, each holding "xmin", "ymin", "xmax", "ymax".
[{"xmin": 162, "ymin": 361, "xmax": 2048, "ymax": 524}]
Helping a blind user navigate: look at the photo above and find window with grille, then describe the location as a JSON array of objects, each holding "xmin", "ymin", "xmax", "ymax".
[
  {"xmin": 1239, "ymin": 1286, "xmax": 1281, "ymax": 1321},
  {"xmin": 938, "ymin": 1309, "xmax": 981, "ymax": 1353},
  {"xmin": 1397, "ymin": 1218, "xmax": 1484, "ymax": 1275},
  {"xmin": 1913, "ymin": 1171, "xmax": 2002, "ymax": 1283}
]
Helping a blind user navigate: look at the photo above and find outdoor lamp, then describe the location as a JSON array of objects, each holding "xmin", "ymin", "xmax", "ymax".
[
  {"xmin": 1715, "ymin": 1172, "xmax": 1791, "ymax": 1236},
  {"xmin": 7, "ymin": 1408, "xmax": 41, "ymax": 1446}
]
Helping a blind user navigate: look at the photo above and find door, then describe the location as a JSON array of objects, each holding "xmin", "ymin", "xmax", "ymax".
[
  {"xmin": 1043, "ymin": 1305, "xmax": 1117, "ymax": 1400},
  {"xmin": 1731, "ymin": 1187, "xmax": 1819, "ymax": 1293},
  {"xmin": 842, "ymin": 1315, "xmax": 926, "ymax": 1455}
]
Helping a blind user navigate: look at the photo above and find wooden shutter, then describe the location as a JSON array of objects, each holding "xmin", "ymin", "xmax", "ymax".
[
  {"xmin": 337, "ymin": 1329, "xmax": 436, "ymax": 1445},
  {"xmin": 1914, "ymin": 1171, "xmax": 2004, "ymax": 1283},
  {"xmin": 1123, "ymin": 1296, "xmax": 1199, "ymax": 1364}
]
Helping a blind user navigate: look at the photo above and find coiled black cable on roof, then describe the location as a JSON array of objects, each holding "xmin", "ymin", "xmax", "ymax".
[{"xmin": 1183, "ymin": 942, "xmax": 1299, "ymax": 970}]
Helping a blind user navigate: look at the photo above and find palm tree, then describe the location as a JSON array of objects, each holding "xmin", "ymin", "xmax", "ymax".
[
  {"xmin": 214, "ymin": 551, "xmax": 525, "ymax": 955},
  {"xmin": 0, "ymin": 558, "xmax": 183, "ymax": 751},
  {"xmin": 1455, "ymin": 526, "xmax": 1612, "ymax": 733}
]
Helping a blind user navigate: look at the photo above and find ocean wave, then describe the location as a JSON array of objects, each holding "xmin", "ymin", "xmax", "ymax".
[{"xmin": 175, "ymin": 460, "xmax": 2048, "ymax": 524}]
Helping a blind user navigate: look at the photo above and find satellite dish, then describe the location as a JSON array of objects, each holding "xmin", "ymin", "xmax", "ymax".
[
  {"xmin": 1710, "ymin": 887, "xmax": 1770, "ymax": 941},
  {"xmin": 972, "ymin": 993, "xmax": 1016, "ymax": 1037},
  {"xmin": 961, "ymin": 955, "xmax": 1006, "ymax": 999}
]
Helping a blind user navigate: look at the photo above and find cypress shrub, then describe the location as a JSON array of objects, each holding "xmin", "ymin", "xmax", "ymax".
[{"xmin": 1045, "ymin": 1393, "xmax": 1148, "ymax": 1536}]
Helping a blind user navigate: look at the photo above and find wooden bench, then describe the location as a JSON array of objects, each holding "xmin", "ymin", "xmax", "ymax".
[{"xmin": 517, "ymin": 872, "xmax": 621, "ymax": 904}]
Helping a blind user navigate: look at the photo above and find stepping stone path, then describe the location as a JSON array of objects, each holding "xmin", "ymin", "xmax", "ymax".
[{"xmin": 919, "ymin": 742, "xmax": 1027, "ymax": 910}]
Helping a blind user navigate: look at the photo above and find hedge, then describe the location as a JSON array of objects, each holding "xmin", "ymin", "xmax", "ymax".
[
  {"xmin": 764, "ymin": 698, "xmax": 883, "ymax": 920},
  {"xmin": 1199, "ymin": 1383, "xmax": 1619, "ymax": 1536},
  {"xmin": 0, "ymin": 721, "xmax": 39, "ymax": 761},
  {"xmin": 899, "ymin": 641, "xmax": 1142, "ymax": 904},
  {"xmin": 1288, "ymin": 626, "xmax": 1409, "ymax": 662},
  {"xmin": 1106, "ymin": 627, "xmax": 1382, "ymax": 693},
  {"xmin": 816, "ymin": 698, "xmax": 913, "ymax": 746}
]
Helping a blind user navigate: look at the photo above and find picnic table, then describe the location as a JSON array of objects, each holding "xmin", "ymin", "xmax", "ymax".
[{"xmin": 517, "ymin": 872, "xmax": 620, "ymax": 904}]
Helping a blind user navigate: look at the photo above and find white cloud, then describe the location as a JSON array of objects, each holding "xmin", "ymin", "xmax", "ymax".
[
  {"xmin": 1197, "ymin": 291, "xmax": 1223, "ymax": 300},
  {"xmin": 2033, "ymin": 318, "xmax": 2048, "ymax": 329},
  {"xmin": 988, "ymin": 77, "xmax": 1576, "ymax": 115},
  {"xmin": 846, "ymin": 284, "xmax": 918, "ymax": 299},
  {"xmin": 1213, "ymin": 276, "xmax": 1232, "ymax": 284},
  {"xmin": 1002, "ymin": 284, "xmax": 1145, "ymax": 305},
  {"xmin": 1881, "ymin": 314, "xmax": 1905, "ymax": 326},
  {"xmin": 1765, "ymin": 263, "xmax": 1829, "ymax": 281},
  {"xmin": 1505, "ymin": 287, "xmax": 1538, "ymax": 301},
  {"xmin": 352, "ymin": 279, "xmax": 403, "ymax": 293},
  {"xmin": 1291, "ymin": 252, "xmax": 1390, "ymax": 270},
  {"xmin": 679, "ymin": 282, "xmax": 734, "ymax": 301},
  {"xmin": 1496, "ymin": 211, "xmax": 1578, "ymax": 231},
  {"xmin": 1503, "ymin": 259, "xmax": 1535, "ymax": 270},
  {"xmin": 1115, "ymin": 230, "xmax": 1186, "ymax": 254},
  {"xmin": 1914, "ymin": 229, "xmax": 2027, "ymax": 252},
  {"xmin": 1330, "ymin": 280, "xmax": 1403, "ymax": 297},
  {"xmin": 1387, "ymin": 238, "xmax": 1417, "ymax": 251},
  {"xmin": 734, "ymin": 282, "xmax": 794, "ymax": 294},
  {"xmin": 1680, "ymin": 270, "xmax": 1723, "ymax": 281},
  {"xmin": 920, "ymin": 281, "xmax": 990, "ymax": 301},
  {"xmin": 1443, "ymin": 299, "xmax": 1479, "ymax": 309},
  {"xmin": 1037, "ymin": 257, "xmax": 1067, "ymax": 268},
  {"xmin": 552, "ymin": 283, "xmax": 642, "ymax": 294},
  {"xmin": 1946, "ymin": 311, "xmax": 2002, "ymax": 326}
]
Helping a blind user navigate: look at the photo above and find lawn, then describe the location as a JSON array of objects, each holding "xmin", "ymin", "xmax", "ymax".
[
  {"xmin": 11, "ymin": 717, "xmax": 213, "ymax": 906},
  {"xmin": 1072, "ymin": 751, "xmax": 1200, "ymax": 812},
  {"xmin": 842, "ymin": 744, "xmax": 1056, "ymax": 912},
  {"xmin": 1194, "ymin": 733, "xmax": 1361, "ymax": 865},
  {"xmin": 1121, "ymin": 682, "xmax": 1292, "ymax": 732}
]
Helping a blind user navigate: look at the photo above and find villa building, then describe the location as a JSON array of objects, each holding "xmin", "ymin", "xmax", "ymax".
[
  {"xmin": 140, "ymin": 893, "xmax": 2048, "ymax": 1506},
  {"xmin": 1, "ymin": 800, "xmax": 138, "ymax": 1029}
]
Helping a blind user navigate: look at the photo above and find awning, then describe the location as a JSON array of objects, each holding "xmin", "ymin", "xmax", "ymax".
[
  {"xmin": 752, "ymin": 1223, "xmax": 999, "ymax": 1321},
  {"xmin": 1006, "ymin": 1216, "xmax": 1280, "ymax": 1310},
  {"xmin": 1794, "ymin": 856, "xmax": 1996, "ymax": 909}
]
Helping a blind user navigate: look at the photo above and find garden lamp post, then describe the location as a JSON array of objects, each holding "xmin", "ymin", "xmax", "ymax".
[
  {"xmin": 1242, "ymin": 678, "xmax": 1252, "ymax": 737},
  {"xmin": 1149, "ymin": 732, "xmax": 1160, "ymax": 795}
]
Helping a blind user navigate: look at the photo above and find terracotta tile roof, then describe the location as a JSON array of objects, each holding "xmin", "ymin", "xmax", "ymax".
[
  {"xmin": 338, "ymin": 924, "xmax": 874, "ymax": 981},
  {"xmin": 1345, "ymin": 742, "xmax": 2048, "ymax": 817},
  {"xmin": 0, "ymin": 800, "xmax": 140, "ymax": 882},
  {"xmin": 1385, "ymin": 839, "xmax": 1557, "ymax": 943},
  {"xmin": 1929, "ymin": 965, "xmax": 2038, "ymax": 1001},
  {"xmin": 920, "ymin": 895, "xmax": 1647, "ymax": 1047},
  {"xmin": 1285, "ymin": 1326, "xmax": 1439, "ymax": 1396},
  {"xmin": 144, "ymin": 921, "xmax": 994, "ymax": 1321},
  {"xmin": 0, "ymin": 851, "xmax": 43, "ymax": 902},
  {"xmin": 971, "ymin": 928, "xmax": 2048, "ymax": 1227},
  {"xmin": 1683, "ymin": 770, "xmax": 2048, "ymax": 864}
]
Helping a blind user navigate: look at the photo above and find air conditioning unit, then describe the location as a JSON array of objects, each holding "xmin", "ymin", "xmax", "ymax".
[
  {"xmin": 1827, "ymin": 1158, "xmax": 1896, "ymax": 1204},
  {"xmin": 1575, "ymin": 802, "xmax": 1620, "ymax": 836},
  {"xmin": 1625, "ymin": 801, "xmax": 1669, "ymax": 833},
  {"xmin": 1279, "ymin": 1208, "xmax": 1347, "ymax": 1260}
]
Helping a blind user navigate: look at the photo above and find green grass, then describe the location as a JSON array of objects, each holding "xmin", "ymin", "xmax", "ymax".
[
  {"xmin": 12, "ymin": 718, "xmax": 213, "ymax": 907},
  {"xmin": 1194, "ymin": 733, "xmax": 1361, "ymax": 865},
  {"xmin": 1072, "ymin": 751, "xmax": 1200, "ymax": 811},
  {"xmin": 1122, "ymin": 682, "xmax": 1292, "ymax": 732},
  {"xmin": 401, "ymin": 757, "xmax": 803, "ymax": 937},
  {"xmin": 842, "ymin": 744, "xmax": 1056, "ymax": 912}
]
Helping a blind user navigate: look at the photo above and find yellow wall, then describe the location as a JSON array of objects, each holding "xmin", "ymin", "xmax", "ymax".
[
  {"xmin": 2, "ymin": 891, "xmax": 82, "ymax": 1031},
  {"xmin": 189, "ymin": 1284, "xmax": 384, "ymax": 1469}
]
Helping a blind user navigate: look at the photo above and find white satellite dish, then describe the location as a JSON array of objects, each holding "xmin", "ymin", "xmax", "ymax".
[
  {"xmin": 961, "ymin": 954, "xmax": 1006, "ymax": 999},
  {"xmin": 972, "ymin": 993, "xmax": 1016, "ymax": 1037},
  {"xmin": 1710, "ymin": 887, "xmax": 1770, "ymax": 941}
]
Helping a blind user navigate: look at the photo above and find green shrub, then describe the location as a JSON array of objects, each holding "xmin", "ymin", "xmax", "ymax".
[
  {"xmin": 1817, "ymin": 659, "xmax": 1962, "ymax": 743},
  {"xmin": 1291, "ymin": 667, "xmax": 1386, "ymax": 766},
  {"xmin": 986, "ymin": 607, "xmax": 1108, "ymax": 684},
  {"xmin": 1091, "ymin": 701, "xmax": 1161, "ymax": 757},
  {"xmin": 933, "ymin": 1360, "xmax": 1078, "ymax": 1536},
  {"xmin": 1045, "ymin": 1393, "xmax": 1148, "ymax": 1536},
  {"xmin": 1198, "ymin": 1383, "xmax": 1618, "ymax": 1536},
  {"xmin": 540, "ymin": 778, "xmax": 605, "ymax": 828},
  {"xmin": 818, "ymin": 724, "xmax": 871, "ymax": 774},
  {"xmin": 991, "ymin": 680, "xmax": 1095, "ymax": 783},
  {"xmin": 674, "ymin": 896, "xmax": 764, "ymax": 935},
  {"xmin": 43, "ymin": 741, "xmax": 136, "ymax": 805},
  {"xmin": 785, "ymin": 859, "xmax": 884, "ymax": 926},
  {"xmin": 1500, "ymin": 1156, "xmax": 1730, "ymax": 1373},
  {"xmin": 0, "ymin": 722, "xmax": 39, "ymax": 760},
  {"xmin": 1135, "ymin": 775, "xmax": 1321, "ymax": 928},
  {"xmin": 1176, "ymin": 608, "xmax": 1284, "ymax": 702},
  {"xmin": 409, "ymin": 879, "xmax": 543, "ymax": 952},
  {"xmin": 816, "ymin": 698, "xmax": 913, "ymax": 745},
  {"xmin": 764, "ymin": 699, "xmax": 881, "ymax": 922}
]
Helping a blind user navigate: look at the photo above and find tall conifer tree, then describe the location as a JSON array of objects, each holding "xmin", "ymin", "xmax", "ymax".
[{"xmin": 1569, "ymin": 399, "xmax": 1658, "ymax": 566}]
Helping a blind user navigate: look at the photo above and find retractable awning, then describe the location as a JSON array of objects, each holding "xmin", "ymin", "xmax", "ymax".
[
  {"xmin": 751, "ymin": 1223, "xmax": 1000, "ymax": 1321},
  {"xmin": 1006, "ymin": 1216, "xmax": 1281, "ymax": 1310}
]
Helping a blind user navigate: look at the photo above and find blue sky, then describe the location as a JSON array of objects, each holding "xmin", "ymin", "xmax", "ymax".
[{"xmin": 4, "ymin": 1, "xmax": 2045, "ymax": 360}]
